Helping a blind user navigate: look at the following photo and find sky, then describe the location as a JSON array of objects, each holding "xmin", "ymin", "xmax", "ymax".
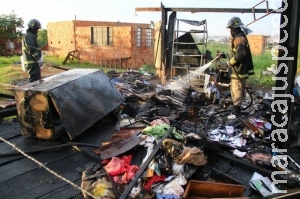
[{"xmin": 1, "ymin": 0, "xmax": 283, "ymax": 37}]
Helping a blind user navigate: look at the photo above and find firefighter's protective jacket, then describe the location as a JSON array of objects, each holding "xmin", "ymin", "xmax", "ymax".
[
  {"xmin": 22, "ymin": 31, "xmax": 41, "ymax": 65},
  {"xmin": 228, "ymin": 32, "xmax": 254, "ymax": 79}
]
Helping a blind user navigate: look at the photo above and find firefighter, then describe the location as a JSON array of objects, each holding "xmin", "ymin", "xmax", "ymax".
[
  {"xmin": 22, "ymin": 19, "xmax": 43, "ymax": 82},
  {"xmin": 294, "ymin": 75, "xmax": 300, "ymax": 98},
  {"xmin": 226, "ymin": 16, "xmax": 254, "ymax": 115}
]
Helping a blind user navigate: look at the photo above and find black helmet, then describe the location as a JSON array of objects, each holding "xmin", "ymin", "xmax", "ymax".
[
  {"xmin": 226, "ymin": 17, "xmax": 243, "ymax": 29},
  {"xmin": 28, "ymin": 19, "xmax": 42, "ymax": 29}
]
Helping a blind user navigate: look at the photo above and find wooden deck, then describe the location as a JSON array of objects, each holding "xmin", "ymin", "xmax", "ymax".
[{"xmin": 0, "ymin": 116, "xmax": 117, "ymax": 199}]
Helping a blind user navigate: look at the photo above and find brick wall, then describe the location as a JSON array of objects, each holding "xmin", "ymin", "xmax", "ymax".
[
  {"xmin": 47, "ymin": 20, "xmax": 154, "ymax": 69},
  {"xmin": 131, "ymin": 28, "xmax": 154, "ymax": 68},
  {"xmin": 247, "ymin": 35, "xmax": 267, "ymax": 56},
  {"xmin": 47, "ymin": 21, "xmax": 75, "ymax": 56}
]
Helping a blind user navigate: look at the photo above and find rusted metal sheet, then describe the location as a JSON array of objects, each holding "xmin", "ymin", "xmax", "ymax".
[
  {"xmin": 13, "ymin": 69, "xmax": 124, "ymax": 140},
  {"xmin": 0, "ymin": 107, "xmax": 17, "ymax": 119},
  {"xmin": 0, "ymin": 94, "xmax": 17, "ymax": 119},
  {"xmin": 97, "ymin": 127, "xmax": 145, "ymax": 159},
  {"xmin": 135, "ymin": 7, "xmax": 274, "ymax": 14},
  {"xmin": 0, "ymin": 100, "xmax": 16, "ymax": 109}
]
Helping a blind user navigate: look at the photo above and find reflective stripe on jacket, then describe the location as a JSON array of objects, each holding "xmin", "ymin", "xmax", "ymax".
[
  {"xmin": 229, "ymin": 33, "xmax": 254, "ymax": 79},
  {"xmin": 21, "ymin": 32, "xmax": 41, "ymax": 64}
]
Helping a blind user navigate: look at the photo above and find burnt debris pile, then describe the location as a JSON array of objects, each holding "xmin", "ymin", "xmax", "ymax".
[{"xmin": 80, "ymin": 70, "xmax": 300, "ymax": 199}]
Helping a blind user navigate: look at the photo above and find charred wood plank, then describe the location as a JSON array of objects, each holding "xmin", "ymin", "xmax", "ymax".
[
  {"xmin": 0, "ymin": 120, "xmax": 20, "ymax": 139},
  {"xmin": 269, "ymin": 187, "xmax": 300, "ymax": 199},
  {"xmin": 0, "ymin": 152, "xmax": 94, "ymax": 198},
  {"xmin": 0, "ymin": 149, "xmax": 75, "ymax": 183},
  {"xmin": 215, "ymin": 151, "xmax": 286, "ymax": 180},
  {"xmin": 0, "ymin": 93, "xmax": 15, "ymax": 99},
  {"xmin": 49, "ymin": 64, "xmax": 69, "ymax": 71},
  {"xmin": 38, "ymin": 179, "xmax": 82, "ymax": 199},
  {"xmin": 0, "ymin": 134, "xmax": 72, "ymax": 166},
  {"xmin": 0, "ymin": 106, "xmax": 17, "ymax": 119},
  {"xmin": 63, "ymin": 50, "xmax": 79, "ymax": 65},
  {"xmin": 165, "ymin": 96, "xmax": 185, "ymax": 107},
  {"xmin": 211, "ymin": 168, "xmax": 243, "ymax": 185}
]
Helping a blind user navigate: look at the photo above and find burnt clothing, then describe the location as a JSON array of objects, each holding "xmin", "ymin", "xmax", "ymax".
[
  {"xmin": 228, "ymin": 29, "xmax": 254, "ymax": 79},
  {"xmin": 22, "ymin": 28, "xmax": 42, "ymax": 82}
]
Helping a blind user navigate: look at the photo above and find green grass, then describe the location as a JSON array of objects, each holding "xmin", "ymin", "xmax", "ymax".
[
  {"xmin": 248, "ymin": 51, "xmax": 277, "ymax": 87},
  {"xmin": 0, "ymin": 56, "xmax": 26, "ymax": 95},
  {"xmin": 44, "ymin": 56, "xmax": 100, "ymax": 69},
  {"xmin": 0, "ymin": 56, "xmax": 20, "ymax": 65},
  {"xmin": 0, "ymin": 44, "xmax": 299, "ymax": 95},
  {"xmin": 207, "ymin": 42, "xmax": 230, "ymax": 57},
  {"xmin": 0, "ymin": 55, "xmax": 157, "ymax": 95},
  {"xmin": 44, "ymin": 55, "xmax": 65, "ymax": 65}
]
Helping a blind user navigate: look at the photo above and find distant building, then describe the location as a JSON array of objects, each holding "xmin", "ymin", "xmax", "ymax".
[
  {"xmin": 207, "ymin": 36, "xmax": 230, "ymax": 44},
  {"xmin": 247, "ymin": 35, "xmax": 268, "ymax": 56},
  {"xmin": 207, "ymin": 35, "xmax": 268, "ymax": 56},
  {"xmin": 47, "ymin": 20, "xmax": 154, "ymax": 69}
]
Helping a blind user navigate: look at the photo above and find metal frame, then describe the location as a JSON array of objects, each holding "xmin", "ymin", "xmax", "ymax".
[
  {"xmin": 136, "ymin": 3, "xmax": 276, "ymax": 85},
  {"xmin": 170, "ymin": 18, "xmax": 208, "ymax": 82},
  {"xmin": 136, "ymin": 1, "xmax": 299, "ymax": 137},
  {"xmin": 247, "ymin": 0, "xmax": 278, "ymax": 26}
]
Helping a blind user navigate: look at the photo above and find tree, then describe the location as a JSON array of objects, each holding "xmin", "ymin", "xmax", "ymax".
[
  {"xmin": 0, "ymin": 13, "xmax": 23, "ymax": 55},
  {"xmin": 37, "ymin": 29, "xmax": 47, "ymax": 48}
]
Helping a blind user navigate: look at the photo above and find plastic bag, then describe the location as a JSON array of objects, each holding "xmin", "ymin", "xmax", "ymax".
[{"xmin": 104, "ymin": 157, "xmax": 125, "ymax": 176}]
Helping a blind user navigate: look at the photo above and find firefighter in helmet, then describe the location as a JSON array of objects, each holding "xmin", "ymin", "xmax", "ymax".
[
  {"xmin": 226, "ymin": 16, "xmax": 254, "ymax": 115},
  {"xmin": 22, "ymin": 19, "xmax": 43, "ymax": 82}
]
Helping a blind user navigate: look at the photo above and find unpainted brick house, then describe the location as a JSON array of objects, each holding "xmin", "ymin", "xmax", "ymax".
[
  {"xmin": 247, "ymin": 35, "xmax": 268, "ymax": 56},
  {"xmin": 47, "ymin": 20, "xmax": 154, "ymax": 69}
]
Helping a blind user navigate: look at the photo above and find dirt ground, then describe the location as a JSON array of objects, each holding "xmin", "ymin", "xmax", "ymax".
[
  {"xmin": 10, "ymin": 63, "xmax": 275, "ymax": 98},
  {"xmin": 41, "ymin": 64, "xmax": 67, "ymax": 77},
  {"xmin": 11, "ymin": 63, "xmax": 69, "ymax": 86}
]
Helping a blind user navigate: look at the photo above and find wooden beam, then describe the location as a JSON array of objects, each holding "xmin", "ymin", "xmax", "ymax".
[
  {"xmin": 135, "ymin": 7, "xmax": 274, "ymax": 14},
  {"xmin": 136, "ymin": 7, "xmax": 162, "ymax": 12},
  {"xmin": 160, "ymin": 3, "xmax": 167, "ymax": 85}
]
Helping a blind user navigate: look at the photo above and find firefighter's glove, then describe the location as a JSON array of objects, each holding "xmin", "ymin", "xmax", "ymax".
[
  {"xmin": 227, "ymin": 61, "xmax": 231, "ymax": 67},
  {"xmin": 37, "ymin": 59, "xmax": 44, "ymax": 67},
  {"xmin": 226, "ymin": 61, "xmax": 232, "ymax": 72},
  {"xmin": 32, "ymin": 53, "xmax": 39, "ymax": 61}
]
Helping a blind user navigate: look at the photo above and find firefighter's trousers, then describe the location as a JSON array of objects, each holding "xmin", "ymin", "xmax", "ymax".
[{"xmin": 230, "ymin": 78, "xmax": 244, "ymax": 106}]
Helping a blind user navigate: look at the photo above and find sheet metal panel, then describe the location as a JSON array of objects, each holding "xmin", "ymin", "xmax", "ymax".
[{"xmin": 14, "ymin": 69, "xmax": 124, "ymax": 140}]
